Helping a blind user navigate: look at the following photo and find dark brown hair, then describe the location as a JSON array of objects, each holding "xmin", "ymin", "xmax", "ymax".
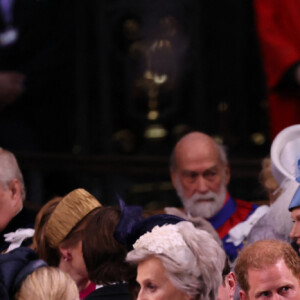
[
  {"xmin": 33, "ymin": 197, "xmax": 62, "ymax": 266},
  {"xmin": 222, "ymin": 257, "xmax": 231, "ymax": 284},
  {"xmin": 82, "ymin": 206, "xmax": 135, "ymax": 285},
  {"xmin": 34, "ymin": 196, "xmax": 99, "ymax": 266}
]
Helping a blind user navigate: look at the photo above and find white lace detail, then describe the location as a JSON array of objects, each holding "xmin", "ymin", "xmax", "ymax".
[{"xmin": 132, "ymin": 224, "xmax": 198, "ymax": 277}]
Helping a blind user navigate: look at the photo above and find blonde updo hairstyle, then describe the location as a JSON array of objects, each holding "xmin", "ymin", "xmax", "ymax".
[{"xmin": 16, "ymin": 267, "xmax": 79, "ymax": 300}]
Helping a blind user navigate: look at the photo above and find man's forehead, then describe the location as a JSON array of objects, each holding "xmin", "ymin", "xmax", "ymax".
[
  {"xmin": 247, "ymin": 259, "xmax": 298, "ymax": 282},
  {"xmin": 175, "ymin": 148, "xmax": 222, "ymax": 170},
  {"xmin": 178, "ymin": 141, "xmax": 218, "ymax": 158},
  {"xmin": 176, "ymin": 134, "xmax": 216, "ymax": 152},
  {"xmin": 180, "ymin": 163, "xmax": 220, "ymax": 174}
]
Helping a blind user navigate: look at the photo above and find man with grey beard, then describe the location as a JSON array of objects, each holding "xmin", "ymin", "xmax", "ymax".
[{"xmin": 165, "ymin": 132, "xmax": 258, "ymax": 261}]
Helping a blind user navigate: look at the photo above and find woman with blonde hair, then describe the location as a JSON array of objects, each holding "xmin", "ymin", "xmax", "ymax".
[{"xmin": 16, "ymin": 266, "xmax": 79, "ymax": 300}]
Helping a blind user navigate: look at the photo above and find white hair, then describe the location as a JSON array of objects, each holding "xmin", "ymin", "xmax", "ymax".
[
  {"xmin": 175, "ymin": 170, "xmax": 227, "ymax": 219},
  {"xmin": 127, "ymin": 221, "xmax": 225, "ymax": 300},
  {"xmin": 0, "ymin": 148, "xmax": 25, "ymax": 201}
]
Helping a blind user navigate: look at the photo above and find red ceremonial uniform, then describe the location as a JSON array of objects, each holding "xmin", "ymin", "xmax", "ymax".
[
  {"xmin": 209, "ymin": 193, "xmax": 258, "ymax": 261},
  {"xmin": 254, "ymin": 0, "xmax": 300, "ymax": 138}
]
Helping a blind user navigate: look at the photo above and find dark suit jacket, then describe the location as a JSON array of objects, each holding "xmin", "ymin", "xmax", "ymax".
[
  {"xmin": 0, "ymin": 207, "xmax": 35, "ymax": 253},
  {"xmin": 84, "ymin": 283, "xmax": 130, "ymax": 300}
]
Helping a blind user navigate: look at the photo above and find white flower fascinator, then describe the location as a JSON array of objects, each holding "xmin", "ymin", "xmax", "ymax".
[{"xmin": 133, "ymin": 224, "xmax": 196, "ymax": 272}]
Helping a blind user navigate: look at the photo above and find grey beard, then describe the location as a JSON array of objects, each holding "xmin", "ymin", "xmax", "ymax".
[{"xmin": 175, "ymin": 177, "xmax": 227, "ymax": 219}]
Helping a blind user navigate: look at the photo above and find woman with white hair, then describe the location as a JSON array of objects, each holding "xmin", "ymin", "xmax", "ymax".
[{"xmin": 126, "ymin": 220, "xmax": 225, "ymax": 300}]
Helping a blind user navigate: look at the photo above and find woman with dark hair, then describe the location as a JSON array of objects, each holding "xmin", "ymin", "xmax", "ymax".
[
  {"xmin": 32, "ymin": 196, "xmax": 62, "ymax": 265},
  {"xmin": 33, "ymin": 188, "xmax": 102, "ymax": 299},
  {"xmin": 82, "ymin": 206, "xmax": 136, "ymax": 300}
]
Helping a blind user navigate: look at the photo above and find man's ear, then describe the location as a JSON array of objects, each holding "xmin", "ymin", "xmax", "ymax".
[
  {"xmin": 58, "ymin": 246, "xmax": 72, "ymax": 262},
  {"xmin": 8, "ymin": 178, "xmax": 22, "ymax": 206},
  {"xmin": 224, "ymin": 163, "xmax": 231, "ymax": 186},
  {"xmin": 239, "ymin": 290, "xmax": 248, "ymax": 300},
  {"xmin": 226, "ymin": 272, "xmax": 236, "ymax": 298}
]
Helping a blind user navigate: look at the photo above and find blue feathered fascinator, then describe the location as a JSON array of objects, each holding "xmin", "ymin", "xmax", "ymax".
[{"xmin": 114, "ymin": 196, "xmax": 186, "ymax": 250}]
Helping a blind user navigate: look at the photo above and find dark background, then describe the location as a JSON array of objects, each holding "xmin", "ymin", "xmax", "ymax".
[{"xmin": 0, "ymin": 0, "xmax": 270, "ymax": 208}]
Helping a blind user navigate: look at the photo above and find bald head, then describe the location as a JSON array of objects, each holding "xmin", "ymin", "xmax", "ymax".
[
  {"xmin": 170, "ymin": 132, "xmax": 230, "ymax": 218},
  {"xmin": 170, "ymin": 132, "xmax": 227, "ymax": 171}
]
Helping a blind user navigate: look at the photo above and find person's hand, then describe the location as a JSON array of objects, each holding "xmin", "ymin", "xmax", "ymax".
[{"xmin": 0, "ymin": 71, "xmax": 25, "ymax": 107}]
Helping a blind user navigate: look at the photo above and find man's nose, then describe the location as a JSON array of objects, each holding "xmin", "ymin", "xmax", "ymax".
[
  {"xmin": 272, "ymin": 294, "xmax": 281, "ymax": 300},
  {"xmin": 136, "ymin": 289, "xmax": 144, "ymax": 300},
  {"xmin": 196, "ymin": 176, "xmax": 209, "ymax": 194}
]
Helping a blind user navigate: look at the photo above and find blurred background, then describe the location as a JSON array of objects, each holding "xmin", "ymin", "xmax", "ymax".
[{"xmin": 0, "ymin": 0, "xmax": 278, "ymax": 208}]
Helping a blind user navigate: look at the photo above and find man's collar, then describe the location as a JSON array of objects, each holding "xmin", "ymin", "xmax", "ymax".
[{"xmin": 209, "ymin": 193, "xmax": 236, "ymax": 230}]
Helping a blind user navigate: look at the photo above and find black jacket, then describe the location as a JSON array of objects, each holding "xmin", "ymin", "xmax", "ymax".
[
  {"xmin": 0, "ymin": 247, "xmax": 47, "ymax": 300},
  {"xmin": 0, "ymin": 207, "xmax": 35, "ymax": 253},
  {"xmin": 84, "ymin": 283, "xmax": 130, "ymax": 300}
]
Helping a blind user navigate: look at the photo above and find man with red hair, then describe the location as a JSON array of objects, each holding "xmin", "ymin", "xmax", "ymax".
[{"xmin": 235, "ymin": 239, "xmax": 300, "ymax": 300}]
